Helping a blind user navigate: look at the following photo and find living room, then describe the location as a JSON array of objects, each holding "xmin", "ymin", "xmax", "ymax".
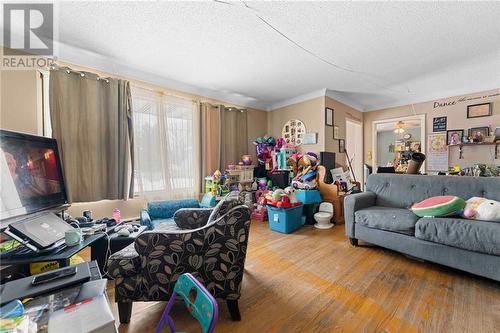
[{"xmin": 0, "ymin": 1, "xmax": 499, "ymax": 332}]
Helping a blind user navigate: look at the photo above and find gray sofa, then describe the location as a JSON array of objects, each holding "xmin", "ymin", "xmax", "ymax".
[{"xmin": 344, "ymin": 174, "xmax": 500, "ymax": 281}]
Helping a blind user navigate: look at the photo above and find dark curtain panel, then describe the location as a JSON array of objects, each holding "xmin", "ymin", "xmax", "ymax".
[
  {"xmin": 49, "ymin": 67, "xmax": 134, "ymax": 202},
  {"xmin": 220, "ymin": 106, "xmax": 248, "ymax": 169}
]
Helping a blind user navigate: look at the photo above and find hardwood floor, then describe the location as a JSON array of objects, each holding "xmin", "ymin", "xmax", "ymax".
[{"xmin": 107, "ymin": 221, "xmax": 500, "ymax": 333}]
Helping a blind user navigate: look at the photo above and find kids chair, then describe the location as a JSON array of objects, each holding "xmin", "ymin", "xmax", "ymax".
[{"xmin": 155, "ymin": 273, "xmax": 219, "ymax": 333}]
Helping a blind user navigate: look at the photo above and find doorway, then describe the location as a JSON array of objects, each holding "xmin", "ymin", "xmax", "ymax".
[
  {"xmin": 372, "ymin": 114, "xmax": 426, "ymax": 173},
  {"xmin": 345, "ymin": 119, "xmax": 363, "ymax": 188}
]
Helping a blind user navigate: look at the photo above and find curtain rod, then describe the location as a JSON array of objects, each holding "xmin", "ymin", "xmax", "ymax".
[
  {"xmin": 52, "ymin": 65, "xmax": 246, "ymax": 110},
  {"xmin": 50, "ymin": 65, "xmax": 112, "ymax": 83},
  {"xmin": 201, "ymin": 102, "xmax": 246, "ymax": 111}
]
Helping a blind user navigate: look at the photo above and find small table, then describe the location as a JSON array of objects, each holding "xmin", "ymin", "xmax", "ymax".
[
  {"xmin": 108, "ymin": 225, "xmax": 147, "ymax": 254},
  {"xmin": 1, "ymin": 224, "xmax": 122, "ymax": 276}
]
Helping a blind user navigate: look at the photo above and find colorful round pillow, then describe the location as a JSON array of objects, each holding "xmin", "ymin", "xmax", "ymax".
[{"xmin": 411, "ymin": 195, "xmax": 466, "ymax": 217}]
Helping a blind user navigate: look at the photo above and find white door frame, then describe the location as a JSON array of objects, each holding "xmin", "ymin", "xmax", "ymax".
[
  {"xmin": 371, "ymin": 114, "xmax": 426, "ymax": 173},
  {"xmin": 345, "ymin": 118, "xmax": 363, "ymax": 186}
]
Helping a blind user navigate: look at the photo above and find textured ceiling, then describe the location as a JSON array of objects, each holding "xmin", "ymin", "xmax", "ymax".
[{"xmin": 53, "ymin": 1, "xmax": 500, "ymax": 111}]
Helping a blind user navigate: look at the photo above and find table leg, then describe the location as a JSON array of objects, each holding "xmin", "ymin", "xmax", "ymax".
[{"xmin": 90, "ymin": 237, "xmax": 108, "ymax": 274}]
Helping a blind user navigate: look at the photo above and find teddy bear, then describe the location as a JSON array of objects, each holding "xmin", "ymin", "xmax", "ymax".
[
  {"xmin": 462, "ymin": 197, "xmax": 500, "ymax": 222},
  {"xmin": 284, "ymin": 186, "xmax": 298, "ymax": 204}
]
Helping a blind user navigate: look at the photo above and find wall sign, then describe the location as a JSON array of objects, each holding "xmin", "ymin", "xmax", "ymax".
[
  {"xmin": 433, "ymin": 116, "xmax": 447, "ymax": 132},
  {"xmin": 432, "ymin": 92, "xmax": 499, "ymax": 109}
]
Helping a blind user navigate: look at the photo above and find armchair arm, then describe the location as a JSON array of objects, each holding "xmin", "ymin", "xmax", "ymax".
[
  {"xmin": 344, "ymin": 191, "xmax": 377, "ymax": 238},
  {"xmin": 173, "ymin": 208, "xmax": 213, "ymax": 229},
  {"xmin": 140, "ymin": 209, "xmax": 153, "ymax": 230}
]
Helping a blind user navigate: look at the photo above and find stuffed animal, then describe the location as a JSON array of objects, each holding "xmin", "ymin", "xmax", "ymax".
[
  {"xmin": 284, "ymin": 186, "xmax": 298, "ymax": 204},
  {"xmin": 462, "ymin": 197, "xmax": 500, "ymax": 222}
]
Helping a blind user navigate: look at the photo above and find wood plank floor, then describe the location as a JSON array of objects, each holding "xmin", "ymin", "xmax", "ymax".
[{"xmin": 107, "ymin": 221, "xmax": 500, "ymax": 333}]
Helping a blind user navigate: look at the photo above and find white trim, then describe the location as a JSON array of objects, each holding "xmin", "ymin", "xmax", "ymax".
[
  {"xmin": 371, "ymin": 114, "xmax": 426, "ymax": 173},
  {"xmin": 325, "ymin": 89, "xmax": 364, "ymax": 112},
  {"xmin": 267, "ymin": 89, "xmax": 327, "ymax": 111}
]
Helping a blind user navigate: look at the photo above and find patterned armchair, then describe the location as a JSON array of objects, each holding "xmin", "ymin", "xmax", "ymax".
[{"xmin": 107, "ymin": 195, "xmax": 251, "ymax": 324}]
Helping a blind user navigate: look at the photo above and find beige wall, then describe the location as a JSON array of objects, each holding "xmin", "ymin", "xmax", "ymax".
[
  {"xmin": 268, "ymin": 97, "xmax": 325, "ymax": 154},
  {"xmin": 324, "ymin": 96, "xmax": 364, "ymax": 167},
  {"xmin": 1, "ymin": 70, "xmax": 41, "ymax": 134},
  {"xmin": 0, "ymin": 63, "xmax": 268, "ymax": 219},
  {"xmin": 363, "ymin": 89, "xmax": 500, "ymax": 170}
]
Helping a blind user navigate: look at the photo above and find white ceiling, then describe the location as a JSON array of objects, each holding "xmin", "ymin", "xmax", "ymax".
[{"xmin": 52, "ymin": 1, "xmax": 500, "ymax": 111}]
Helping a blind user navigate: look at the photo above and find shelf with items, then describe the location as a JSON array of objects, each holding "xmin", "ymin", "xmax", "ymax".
[{"xmin": 448, "ymin": 141, "xmax": 499, "ymax": 159}]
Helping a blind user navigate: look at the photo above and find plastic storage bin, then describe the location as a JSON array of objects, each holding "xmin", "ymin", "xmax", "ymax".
[
  {"xmin": 296, "ymin": 189, "xmax": 321, "ymax": 204},
  {"xmin": 267, "ymin": 204, "xmax": 304, "ymax": 234}
]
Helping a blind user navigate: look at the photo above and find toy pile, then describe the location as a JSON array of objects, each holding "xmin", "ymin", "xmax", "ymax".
[
  {"xmin": 254, "ymin": 136, "xmax": 276, "ymax": 173},
  {"xmin": 289, "ymin": 152, "xmax": 320, "ymax": 190},
  {"xmin": 204, "ymin": 170, "xmax": 230, "ymax": 197},
  {"xmin": 263, "ymin": 186, "xmax": 302, "ymax": 209}
]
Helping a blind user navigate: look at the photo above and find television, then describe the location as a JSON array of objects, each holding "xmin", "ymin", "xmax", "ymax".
[{"xmin": 0, "ymin": 129, "xmax": 68, "ymax": 224}]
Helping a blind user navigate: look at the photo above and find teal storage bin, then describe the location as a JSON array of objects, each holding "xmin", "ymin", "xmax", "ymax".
[
  {"xmin": 296, "ymin": 189, "xmax": 322, "ymax": 204},
  {"xmin": 267, "ymin": 204, "xmax": 304, "ymax": 234}
]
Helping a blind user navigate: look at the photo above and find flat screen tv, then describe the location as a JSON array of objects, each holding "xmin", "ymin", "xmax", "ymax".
[{"xmin": 0, "ymin": 129, "xmax": 68, "ymax": 223}]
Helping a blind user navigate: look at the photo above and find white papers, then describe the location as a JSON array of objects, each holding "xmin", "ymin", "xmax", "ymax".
[
  {"xmin": 48, "ymin": 295, "xmax": 116, "ymax": 333},
  {"xmin": 330, "ymin": 168, "xmax": 353, "ymax": 191}
]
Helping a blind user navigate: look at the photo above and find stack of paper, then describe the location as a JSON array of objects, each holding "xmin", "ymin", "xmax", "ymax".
[{"xmin": 48, "ymin": 295, "xmax": 116, "ymax": 333}]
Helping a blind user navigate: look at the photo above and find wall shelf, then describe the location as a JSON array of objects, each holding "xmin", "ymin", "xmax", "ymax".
[
  {"xmin": 448, "ymin": 142, "xmax": 498, "ymax": 147},
  {"xmin": 448, "ymin": 142, "xmax": 499, "ymax": 159}
]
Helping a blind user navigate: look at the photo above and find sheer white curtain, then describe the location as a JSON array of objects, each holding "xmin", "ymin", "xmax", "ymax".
[{"xmin": 132, "ymin": 86, "xmax": 200, "ymax": 200}]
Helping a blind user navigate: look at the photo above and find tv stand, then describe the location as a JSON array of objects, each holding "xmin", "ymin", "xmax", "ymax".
[{"xmin": 0, "ymin": 230, "xmax": 112, "ymax": 279}]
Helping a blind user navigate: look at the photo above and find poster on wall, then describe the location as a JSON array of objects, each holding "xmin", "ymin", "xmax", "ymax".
[
  {"xmin": 432, "ymin": 116, "xmax": 447, "ymax": 132},
  {"xmin": 427, "ymin": 133, "xmax": 448, "ymax": 171}
]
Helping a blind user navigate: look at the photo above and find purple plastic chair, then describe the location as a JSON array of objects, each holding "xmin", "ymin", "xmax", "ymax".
[{"xmin": 155, "ymin": 273, "xmax": 218, "ymax": 333}]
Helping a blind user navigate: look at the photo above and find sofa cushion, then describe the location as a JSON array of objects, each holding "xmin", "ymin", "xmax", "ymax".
[
  {"xmin": 355, "ymin": 206, "xmax": 419, "ymax": 235},
  {"xmin": 150, "ymin": 218, "xmax": 181, "ymax": 231},
  {"xmin": 415, "ymin": 217, "xmax": 500, "ymax": 255},
  {"xmin": 147, "ymin": 199, "xmax": 200, "ymax": 219},
  {"xmin": 107, "ymin": 243, "xmax": 141, "ymax": 279}
]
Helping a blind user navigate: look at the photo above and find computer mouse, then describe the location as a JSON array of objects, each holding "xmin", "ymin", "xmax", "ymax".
[{"xmin": 117, "ymin": 228, "xmax": 130, "ymax": 237}]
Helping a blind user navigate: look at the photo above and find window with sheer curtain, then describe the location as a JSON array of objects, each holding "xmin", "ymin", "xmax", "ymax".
[{"xmin": 132, "ymin": 86, "xmax": 199, "ymax": 200}]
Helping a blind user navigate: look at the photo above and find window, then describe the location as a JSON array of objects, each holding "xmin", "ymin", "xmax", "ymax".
[{"xmin": 132, "ymin": 86, "xmax": 199, "ymax": 199}]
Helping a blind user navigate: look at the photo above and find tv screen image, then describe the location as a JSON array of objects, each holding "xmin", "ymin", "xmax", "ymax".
[{"xmin": 0, "ymin": 130, "xmax": 67, "ymax": 221}]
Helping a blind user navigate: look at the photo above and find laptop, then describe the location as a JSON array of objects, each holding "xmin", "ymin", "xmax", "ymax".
[{"xmin": 8, "ymin": 212, "xmax": 73, "ymax": 249}]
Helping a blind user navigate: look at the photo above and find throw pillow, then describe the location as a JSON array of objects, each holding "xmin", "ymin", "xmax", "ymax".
[
  {"xmin": 411, "ymin": 195, "xmax": 466, "ymax": 217},
  {"xmin": 462, "ymin": 197, "xmax": 500, "ymax": 222}
]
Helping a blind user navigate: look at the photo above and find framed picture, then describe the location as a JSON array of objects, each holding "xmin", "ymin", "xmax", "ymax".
[
  {"xmin": 446, "ymin": 129, "xmax": 464, "ymax": 145},
  {"xmin": 339, "ymin": 139, "xmax": 345, "ymax": 153},
  {"xmin": 325, "ymin": 108, "xmax": 334, "ymax": 126},
  {"xmin": 432, "ymin": 116, "xmax": 447, "ymax": 132},
  {"xmin": 467, "ymin": 103, "xmax": 492, "ymax": 118},
  {"xmin": 469, "ymin": 127, "xmax": 490, "ymax": 143},
  {"xmin": 333, "ymin": 126, "xmax": 340, "ymax": 139}
]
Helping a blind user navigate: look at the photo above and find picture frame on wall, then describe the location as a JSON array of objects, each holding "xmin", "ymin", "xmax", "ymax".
[
  {"xmin": 469, "ymin": 127, "xmax": 490, "ymax": 143},
  {"xmin": 325, "ymin": 107, "xmax": 334, "ymax": 126},
  {"xmin": 446, "ymin": 129, "xmax": 464, "ymax": 145},
  {"xmin": 333, "ymin": 126, "xmax": 340, "ymax": 139},
  {"xmin": 467, "ymin": 103, "xmax": 492, "ymax": 118},
  {"xmin": 339, "ymin": 139, "xmax": 345, "ymax": 153}
]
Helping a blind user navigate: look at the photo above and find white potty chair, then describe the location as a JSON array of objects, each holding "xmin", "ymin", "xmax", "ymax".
[{"xmin": 314, "ymin": 202, "xmax": 334, "ymax": 229}]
